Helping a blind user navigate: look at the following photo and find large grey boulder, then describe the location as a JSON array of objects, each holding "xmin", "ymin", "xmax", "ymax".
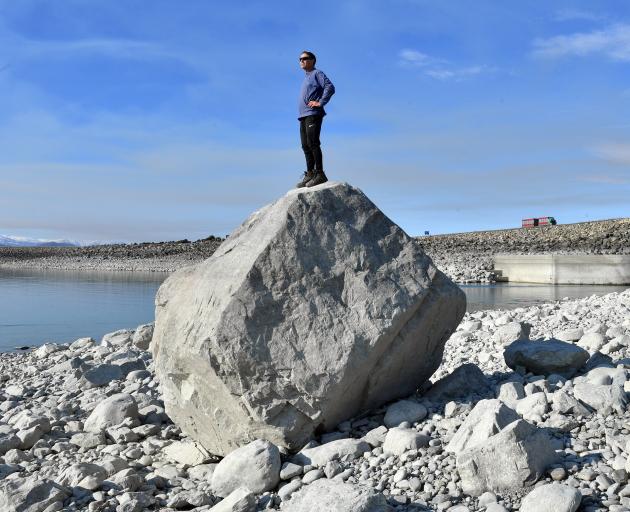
[
  {"xmin": 280, "ymin": 478, "xmax": 392, "ymax": 511},
  {"xmin": 152, "ymin": 182, "xmax": 465, "ymax": 454},
  {"xmin": 457, "ymin": 419, "xmax": 558, "ymax": 496},
  {"xmin": 446, "ymin": 399, "xmax": 519, "ymax": 455},
  {"xmin": 504, "ymin": 339, "xmax": 589, "ymax": 378}
]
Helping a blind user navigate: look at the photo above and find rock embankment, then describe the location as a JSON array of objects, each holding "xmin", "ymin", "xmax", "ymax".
[
  {"xmin": 419, "ymin": 218, "xmax": 630, "ymax": 283},
  {"xmin": 0, "ymin": 237, "xmax": 224, "ymax": 272},
  {"xmin": 2, "ymin": 290, "xmax": 630, "ymax": 511}
]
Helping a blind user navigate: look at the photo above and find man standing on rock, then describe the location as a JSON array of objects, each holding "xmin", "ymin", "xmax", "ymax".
[{"xmin": 296, "ymin": 50, "xmax": 335, "ymax": 188}]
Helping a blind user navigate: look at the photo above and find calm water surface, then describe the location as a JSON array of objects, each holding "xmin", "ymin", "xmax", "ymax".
[
  {"xmin": 0, "ymin": 268, "xmax": 167, "ymax": 352},
  {"xmin": 0, "ymin": 268, "xmax": 627, "ymax": 351},
  {"xmin": 462, "ymin": 282, "xmax": 629, "ymax": 313}
]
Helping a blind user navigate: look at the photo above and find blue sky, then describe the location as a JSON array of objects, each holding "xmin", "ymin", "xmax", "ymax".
[{"xmin": 0, "ymin": 1, "xmax": 629, "ymax": 242}]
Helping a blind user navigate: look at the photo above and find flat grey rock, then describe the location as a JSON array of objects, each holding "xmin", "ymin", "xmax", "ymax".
[
  {"xmin": 80, "ymin": 363, "xmax": 123, "ymax": 387},
  {"xmin": 504, "ymin": 338, "xmax": 589, "ymax": 377},
  {"xmin": 209, "ymin": 486, "xmax": 255, "ymax": 512},
  {"xmin": 280, "ymin": 478, "xmax": 392, "ymax": 511},
  {"xmin": 152, "ymin": 182, "xmax": 465, "ymax": 454},
  {"xmin": 293, "ymin": 438, "xmax": 370, "ymax": 467}
]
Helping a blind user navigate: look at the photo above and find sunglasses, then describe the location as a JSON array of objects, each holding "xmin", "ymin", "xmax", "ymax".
[{"xmin": 299, "ymin": 57, "xmax": 313, "ymax": 62}]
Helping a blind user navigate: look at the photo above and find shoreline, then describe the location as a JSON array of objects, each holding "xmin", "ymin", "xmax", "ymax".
[{"xmin": 2, "ymin": 218, "xmax": 628, "ymax": 284}]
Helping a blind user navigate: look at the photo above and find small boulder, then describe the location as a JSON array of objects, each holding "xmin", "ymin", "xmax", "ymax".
[
  {"xmin": 80, "ymin": 364, "xmax": 123, "ymax": 388},
  {"xmin": 496, "ymin": 381, "xmax": 525, "ymax": 408},
  {"xmin": 211, "ymin": 439, "xmax": 280, "ymax": 498},
  {"xmin": 504, "ymin": 339, "xmax": 589, "ymax": 378},
  {"xmin": 83, "ymin": 393, "xmax": 138, "ymax": 432},
  {"xmin": 519, "ymin": 483, "xmax": 582, "ymax": 512},
  {"xmin": 383, "ymin": 399, "xmax": 427, "ymax": 428},
  {"xmin": 293, "ymin": 438, "xmax": 370, "ymax": 467},
  {"xmin": 577, "ymin": 332, "xmax": 606, "ymax": 352},
  {"xmin": 382, "ymin": 427, "xmax": 430, "ymax": 456},
  {"xmin": 457, "ymin": 419, "xmax": 558, "ymax": 496},
  {"xmin": 0, "ymin": 477, "xmax": 70, "ymax": 512},
  {"xmin": 515, "ymin": 392, "xmax": 549, "ymax": 422},
  {"xmin": 132, "ymin": 323, "xmax": 154, "ymax": 350},
  {"xmin": 446, "ymin": 399, "xmax": 519, "ymax": 455},
  {"xmin": 163, "ymin": 441, "xmax": 211, "ymax": 466},
  {"xmin": 210, "ymin": 486, "xmax": 255, "ymax": 512},
  {"xmin": 493, "ymin": 322, "xmax": 530, "ymax": 346},
  {"xmin": 58, "ymin": 462, "xmax": 107, "ymax": 487},
  {"xmin": 280, "ymin": 478, "xmax": 391, "ymax": 511},
  {"xmin": 573, "ymin": 381, "xmax": 627, "ymax": 415},
  {"xmin": 555, "ymin": 328, "xmax": 584, "ymax": 343},
  {"xmin": 101, "ymin": 329, "xmax": 134, "ymax": 347},
  {"xmin": 425, "ymin": 363, "xmax": 490, "ymax": 401}
]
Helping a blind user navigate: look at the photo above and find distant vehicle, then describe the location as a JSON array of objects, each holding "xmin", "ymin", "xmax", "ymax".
[{"xmin": 522, "ymin": 217, "xmax": 557, "ymax": 228}]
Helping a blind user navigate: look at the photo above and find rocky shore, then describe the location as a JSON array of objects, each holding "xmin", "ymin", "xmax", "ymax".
[
  {"xmin": 2, "ymin": 289, "xmax": 630, "ymax": 511},
  {"xmin": 2, "ymin": 219, "xmax": 628, "ymax": 284},
  {"xmin": 0, "ymin": 237, "xmax": 224, "ymax": 273}
]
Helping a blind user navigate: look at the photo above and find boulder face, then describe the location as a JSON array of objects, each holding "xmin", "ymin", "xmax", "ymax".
[{"xmin": 152, "ymin": 182, "xmax": 466, "ymax": 455}]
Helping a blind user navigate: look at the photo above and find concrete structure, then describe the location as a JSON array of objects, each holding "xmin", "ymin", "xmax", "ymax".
[{"xmin": 494, "ymin": 255, "xmax": 630, "ymax": 285}]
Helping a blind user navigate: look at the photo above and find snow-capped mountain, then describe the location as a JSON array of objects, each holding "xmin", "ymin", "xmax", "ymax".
[{"xmin": 0, "ymin": 234, "xmax": 82, "ymax": 247}]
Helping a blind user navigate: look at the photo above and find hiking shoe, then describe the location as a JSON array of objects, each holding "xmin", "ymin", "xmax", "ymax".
[
  {"xmin": 306, "ymin": 171, "xmax": 328, "ymax": 187},
  {"xmin": 296, "ymin": 170, "xmax": 316, "ymax": 188}
]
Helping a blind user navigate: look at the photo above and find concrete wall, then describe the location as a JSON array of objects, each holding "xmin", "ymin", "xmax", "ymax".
[{"xmin": 494, "ymin": 254, "xmax": 630, "ymax": 285}]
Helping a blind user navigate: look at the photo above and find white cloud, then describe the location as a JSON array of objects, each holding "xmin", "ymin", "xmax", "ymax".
[
  {"xmin": 425, "ymin": 65, "xmax": 488, "ymax": 81},
  {"xmin": 554, "ymin": 8, "xmax": 606, "ymax": 23},
  {"xmin": 532, "ymin": 23, "xmax": 630, "ymax": 61},
  {"xmin": 398, "ymin": 49, "xmax": 490, "ymax": 81},
  {"xmin": 592, "ymin": 142, "xmax": 630, "ymax": 164},
  {"xmin": 399, "ymin": 49, "xmax": 433, "ymax": 67}
]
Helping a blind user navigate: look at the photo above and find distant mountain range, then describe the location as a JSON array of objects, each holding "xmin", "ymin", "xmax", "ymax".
[{"xmin": 0, "ymin": 234, "xmax": 84, "ymax": 247}]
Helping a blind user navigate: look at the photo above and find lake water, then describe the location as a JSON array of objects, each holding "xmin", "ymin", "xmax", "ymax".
[{"xmin": 0, "ymin": 268, "xmax": 628, "ymax": 352}]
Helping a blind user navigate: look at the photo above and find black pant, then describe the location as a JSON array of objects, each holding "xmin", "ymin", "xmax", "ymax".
[{"xmin": 299, "ymin": 115, "xmax": 323, "ymax": 173}]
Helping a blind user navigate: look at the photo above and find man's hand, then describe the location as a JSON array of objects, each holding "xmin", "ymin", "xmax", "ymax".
[{"xmin": 307, "ymin": 100, "xmax": 321, "ymax": 107}]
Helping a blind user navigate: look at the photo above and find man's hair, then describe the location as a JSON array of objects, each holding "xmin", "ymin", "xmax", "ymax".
[{"xmin": 301, "ymin": 50, "xmax": 316, "ymax": 63}]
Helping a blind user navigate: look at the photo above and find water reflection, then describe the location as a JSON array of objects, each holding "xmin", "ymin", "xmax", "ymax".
[
  {"xmin": 1, "ymin": 268, "xmax": 628, "ymax": 351},
  {"xmin": 0, "ymin": 268, "xmax": 167, "ymax": 352},
  {"xmin": 461, "ymin": 282, "xmax": 629, "ymax": 313}
]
